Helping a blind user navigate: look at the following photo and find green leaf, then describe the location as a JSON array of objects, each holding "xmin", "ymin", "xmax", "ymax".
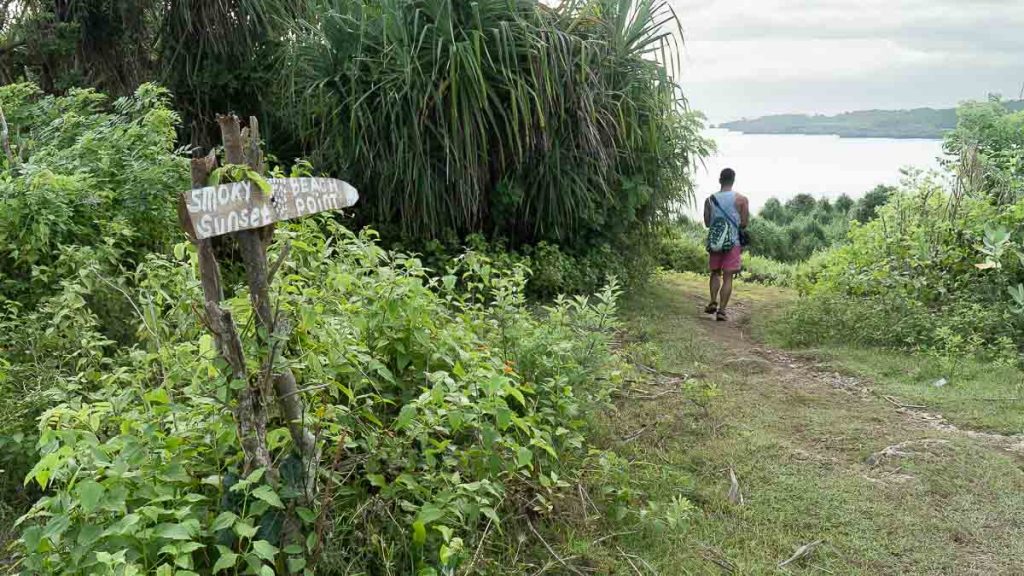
[
  {"xmin": 516, "ymin": 446, "xmax": 533, "ymax": 469},
  {"xmin": 211, "ymin": 511, "xmax": 238, "ymax": 532},
  {"xmin": 233, "ymin": 520, "xmax": 257, "ymax": 540},
  {"xmin": 179, "ymin": 542, "xmax": 203, "ymax": 554},
  {"xmin": 434, "ymin": 524, "xmax": 453, "ymax": 542},
  {"xmin": 394, "ymin": 404, "xmax": 417, "ymax": 430},
  {"xmin": 77, "ymin": 524, "xmax": 102, "ymax": 546},
  {"xmin": 284, "ymin": 544, "xmax": 304, "ymax": 555},
  {"xmin": 251, "ymin": 540, "xmax": 278, "ymax": 562},
  {"xmin": 287, "ymin": 557, "xmax": 307, "ymax": 572},
  {"xmin": 480, "ymin": 507, "xmax": 500, "ymax": 525},
  {"xmin": 251, "ymin": 485, "xmax": 284, "ymax": 509},
  {"xmin": 248, "ymin": 171, "xmax": 272, "ymax": 195},
  {"xmin": 154, "ymin": 523, "xmax": 194, "ymax": 541},
  {"xmin": 504, "ymin": 385, "xmax": 526, "ymax": 407},
  {"xmin": 415, "ymin": 504, "xmax": 444, "ymax": 526},
  {"xmin": 22, "ymin": 526, "xmax": 42, "ymax": 552},
  {"xmin": 295, "ymin": 507, "xmax": 317, "ymax": 524},
  {"xmin": 143, "ymin": 388, "xmax": 170, "ymax": 404},
  {"xmin": 76, "ymin": 479, "xmax": 105, "ymax": 513},
  {"xmin": 412, "ymin": 521, "xmax": 427, "ymax": 547},
  {"xmin": 260, "ymin": 566, "xmax": 275, "ymax": 576}
]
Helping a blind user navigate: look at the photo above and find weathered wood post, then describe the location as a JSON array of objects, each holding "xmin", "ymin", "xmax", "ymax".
[{"xmin": 177, "ymin": 114, "xmax": 358, "ymax": 494}]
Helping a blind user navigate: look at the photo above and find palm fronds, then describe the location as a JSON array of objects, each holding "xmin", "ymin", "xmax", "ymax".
[{"xmin": 279, "ymin": 0, "xmax": 711, "ymax": 247}]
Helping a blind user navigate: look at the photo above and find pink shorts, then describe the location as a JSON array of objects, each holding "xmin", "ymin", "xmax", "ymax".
[{"xmin": 708, "ymin": 246, "xmax": 742, "ymax": 272}]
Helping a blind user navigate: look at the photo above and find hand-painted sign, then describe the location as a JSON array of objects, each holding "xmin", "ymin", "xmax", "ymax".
[{"xmin": 181, "ymin": 177, "xmax": 358, "ymax": 240}]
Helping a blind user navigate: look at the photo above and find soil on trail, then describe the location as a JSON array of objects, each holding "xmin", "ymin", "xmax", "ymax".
[
  {"xmin": 610, "ymin": 274, "xmax": 1024, "ymax": 575},
  {"xmin": 699, "ymin": 284, "xmax": 1024, "ymax": 460}
]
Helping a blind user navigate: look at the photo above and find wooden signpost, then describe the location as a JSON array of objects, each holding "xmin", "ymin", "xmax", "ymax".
[
  {"xmin": 177, "ymin": 114, "xmax": 357, "ymax": 498},
  {"xmin": 181, "ymin": 177, "xmax": 358, "ymax": 240}
]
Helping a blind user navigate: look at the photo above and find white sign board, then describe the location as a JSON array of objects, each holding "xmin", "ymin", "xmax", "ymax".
[{"xmin": 181, "ymin": 177, "xmax": 359, "ymax": 240}]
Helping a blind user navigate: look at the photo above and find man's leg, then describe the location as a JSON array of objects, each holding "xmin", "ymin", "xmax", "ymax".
[
  {"xmin": 709, "ymin": 269, "xmax": 721, "ymax": 305},
  {"xmin": 719, "ymin": 270, "xmax": 734, "ymax": 311}
]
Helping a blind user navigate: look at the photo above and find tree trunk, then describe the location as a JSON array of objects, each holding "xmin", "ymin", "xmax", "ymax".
[
  {"xmin": 180, "ymin": 145, "xmax": 273, "ymax": 477},
  {"xmin": 217, "ymin": 114, "xmax": 318, "ymax": 492}
]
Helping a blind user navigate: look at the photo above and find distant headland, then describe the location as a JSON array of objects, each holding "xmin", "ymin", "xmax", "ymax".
[{"xmin": 718, "ymin": 100, "xmax": 1024, "ymax": 139}]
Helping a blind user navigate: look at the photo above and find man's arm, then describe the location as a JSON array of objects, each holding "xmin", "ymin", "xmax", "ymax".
[
  {"xmin": 703, "ymin": 197, "xmax": 711, "ymax": 227},
  {"xmin": 737, "ymin": 194, "xmax": 749, "ymax": 227}
]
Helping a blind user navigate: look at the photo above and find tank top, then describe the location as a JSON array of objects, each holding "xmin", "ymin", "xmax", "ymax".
[{"xmin": 711, "ymin": 191, "xmax": 741, "ymax": 245}]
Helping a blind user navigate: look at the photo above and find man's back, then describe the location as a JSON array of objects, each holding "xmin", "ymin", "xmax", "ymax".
[
  {"xmin": 704, "ymin": 190, "xmax": 749, "ymax": 234},
  {"xmin": 704, "ymin": 168, "xmax": 748, "ymax": 321}
]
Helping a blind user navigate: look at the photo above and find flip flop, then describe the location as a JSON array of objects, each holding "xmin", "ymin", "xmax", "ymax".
[
  {"xmin": 704, "ymin": 301, "xmax": 718, "ymax": 314},
  {"xmin": 716, "ymin": 309, "xmax": 728, "ymax": 322}
]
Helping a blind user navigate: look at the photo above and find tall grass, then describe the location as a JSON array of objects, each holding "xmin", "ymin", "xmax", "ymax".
[{"xmin": 278, "ymin": 0, "xmax": 710, "ymax": 247}]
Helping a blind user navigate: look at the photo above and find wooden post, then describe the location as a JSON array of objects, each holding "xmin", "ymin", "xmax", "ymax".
[
  {"xmin": 179, "ymin": 147, "xmax": 274, "ymax": 478},
  {"xmin": 217, "ymin": 115, "xmax": 319, "ymax": 485},
  {"xmin": 179, "ymin": 114, "xmax": 356, "ymax": 496}
]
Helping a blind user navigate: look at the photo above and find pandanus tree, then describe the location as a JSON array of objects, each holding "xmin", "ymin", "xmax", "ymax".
[{"xmin": 277, "ymin": 0, "xmax": 710, "ymax": 247}]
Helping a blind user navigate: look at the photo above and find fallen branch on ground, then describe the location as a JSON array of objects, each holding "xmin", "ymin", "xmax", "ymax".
[
  {"xmin": 621, "ymin": 424, "xmax": 652, "ymax": 443},
  {"xmin": 617, "ymin": 547, "xmax": 644, "ymax": 576},
  {"xmin": 778, "ymin": 540, "xmax": 823, "ymax": 569},
  {"xmin": 881, "ymin": 395, "xmax": 927, "ymax": 409},
  {"xmin": 526, "ymin": 518, "xmax": 587, "ymax": 576}
]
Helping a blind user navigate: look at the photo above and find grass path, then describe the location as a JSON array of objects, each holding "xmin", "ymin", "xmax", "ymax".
[{"xmin": 574, "ymin": 273, "xmax": 1024, "ymax": 575}]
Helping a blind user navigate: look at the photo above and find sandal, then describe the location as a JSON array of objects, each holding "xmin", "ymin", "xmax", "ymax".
[
  {"xmin": 704, "ymin": 301, "xmax": 718, "ymax": 314},
  {"xmin": 716, "ymin": 309, "xmax": 728, "ymax": 322}
]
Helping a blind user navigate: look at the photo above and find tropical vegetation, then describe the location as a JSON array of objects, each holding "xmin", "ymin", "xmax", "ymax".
[
  {"xmin": 771, "ymin": 98, "xmax": 1024, "ymax": 363},
  {"xmin": 0, "ymin": 0, "xmax": 716, "ymax": 572},
  {"xmin": 0, "ymin": 0, "xmax": 711, "ymax": 295}
]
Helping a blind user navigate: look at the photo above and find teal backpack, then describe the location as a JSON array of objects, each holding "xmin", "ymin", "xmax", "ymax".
[{"xmin": 706, "ymin": 195, "xmax": 738, "ymax": 253}]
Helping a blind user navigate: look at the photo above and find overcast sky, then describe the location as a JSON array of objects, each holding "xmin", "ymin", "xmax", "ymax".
[{"xmin": 673, "ymin": 0, "xmax": 1024, "ymax": 122}]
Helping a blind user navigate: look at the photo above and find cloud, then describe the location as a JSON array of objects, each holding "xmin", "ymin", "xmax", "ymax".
[{"xmin": 669, "ymin": 0, "xmax": 1024, "ymax": 120}]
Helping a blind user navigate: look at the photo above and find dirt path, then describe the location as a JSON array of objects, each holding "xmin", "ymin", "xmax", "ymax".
[
  {"xmin": 702, "ymin": 285, "xmax": 1024, "ymax": 460},
  {"xmin": 605, "ymin": 274, "xmax": 1024, "ymax": 575}
]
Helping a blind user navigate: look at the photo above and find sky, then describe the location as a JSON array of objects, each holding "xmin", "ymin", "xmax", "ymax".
[{"xmin": 673, "ymin": 0, "xmax": 1024, "ymax": 123}]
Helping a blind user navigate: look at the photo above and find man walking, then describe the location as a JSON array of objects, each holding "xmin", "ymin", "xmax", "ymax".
[{"xmin": 703, "ymin": 168, "xmax": 748, "ymax": 321}]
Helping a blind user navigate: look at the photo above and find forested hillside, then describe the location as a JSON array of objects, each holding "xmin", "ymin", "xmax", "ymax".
[{"xmin": 719, "ymin": 99, "xmax": 1024, "ymax": 139}]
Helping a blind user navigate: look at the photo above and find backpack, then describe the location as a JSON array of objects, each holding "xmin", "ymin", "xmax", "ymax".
[{"xmin": 706, "ymin": 195, "xmax": 737, "ymax": 253}]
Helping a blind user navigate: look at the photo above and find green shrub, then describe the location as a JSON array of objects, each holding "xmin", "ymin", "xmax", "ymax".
[
  {"xmin": 654, "ymin": 220, "xmax": 801, "ymax": 286},
  {"xmin": 773, "ymin": 172, "xmax": 1024, "ymax": 362},
  {"xmin": 0, "ymin": 83, "xmax": 187, "ymax": 514},
  {"xmin": 741, "ymin": 255, "xmax": 797, "ymax": 286},
  {"xmin": 393, "ymin": 233, "xmax": 658, "ymax": 299},
  {"xmin": 0, "ymin": 82, "xmax": 639, "ymax": 574},
  {"xmin": 11, "ymin": 222, "xmax": 629, "ymax": 574},
  {"xmin": 656, "ymin": 230, "xmax": 706, "ymax": 274}
]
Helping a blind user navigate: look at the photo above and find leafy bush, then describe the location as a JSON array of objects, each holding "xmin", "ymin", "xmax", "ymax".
[
  {"xmin": 0, "ymin": 83, "xmax": 639, "ymax": 574},
  {"xmin": 655, "ymin": 228, "xmax": 706, "ymax": 274},
  {"xmin": 775, "ymin": 170, "xmax": 1024, "ymax": 362},
  {"xmin": 747, "ymin": 192, "xmax": 887, "ymax": 263},
  {"xmin": 393, "ymin": 233, "xmax": 658, "ymax": 299},
  {"xmin": 0, "ymin": 83, "xmax": 186, "ymax": 517},
  {"xmin": 654, "ymin": 218, "xmax": 801, "ymax": 286},
  {"xmin": 742, "ymin": 255, "xmax": 798, "ymax": 286},
  {"xmin": 10, "ymin": 220, "xmax": 629, "ymax": 574}
]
